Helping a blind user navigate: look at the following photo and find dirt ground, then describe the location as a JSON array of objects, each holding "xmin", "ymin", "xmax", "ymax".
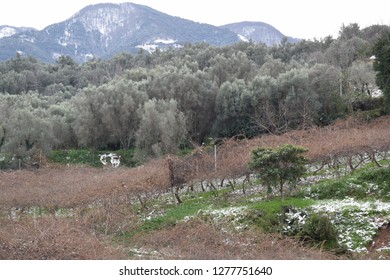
[{"xmin": 366, "ymin": 226, "xmax": 390, "ymax": 259}]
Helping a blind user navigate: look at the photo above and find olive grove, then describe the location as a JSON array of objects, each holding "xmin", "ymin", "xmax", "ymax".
[{"xmin": 0, "ymin": 23, "xmax": 389, "ymax": 166}]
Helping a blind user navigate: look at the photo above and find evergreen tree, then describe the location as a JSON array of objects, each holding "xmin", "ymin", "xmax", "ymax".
[
  {"xmin": 249, "ymin": 144, "xmax": 308, "ymax": 199},
  {"xmin": 373, "ymin": 31, "xmax": 390, "ymax": 113},
  {"xmin": 136, "ymin": 99, "xmax": 187, "ymax": 156}
]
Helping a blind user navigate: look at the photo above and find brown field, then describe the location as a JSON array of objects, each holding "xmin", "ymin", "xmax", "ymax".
[
  {"xmin": 1, "ymin": 116, "xmax": 390, "ymax": 260},
  {"xmin": 0, "ymin": 164, "xmax": 341, "ymax": 260}
]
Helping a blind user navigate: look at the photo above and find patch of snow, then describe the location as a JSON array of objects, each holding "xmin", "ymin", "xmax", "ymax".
[
  {"xmin": 242, "ymin": 27, "xmax": 256, "ymax": 37},
  {"xmin": 58, "ymin": 28, "xmax": 72, "ymax": 47},
  {"xmin": 0, "ymin": 27, "xmax": 16, "ymax": 38},
  {"xmin": 172, "ymin": 44, "xmax": 183, "ymax": 49},
  {"xmin": 84, "ymin": 54, "xmax": 94, "ymax": 61},
  {"xmin": 207, "ymin": 206, "xmax": 247, "ymax": 218},
  {"xmin": 129, "ymin": 247, "xmax": 160, "ymax": 258},
  {"xmin": 58, "ymin": 40, "xmax": 67, "ymax": 47},
  {"xmin": 310, "ymin": 198, "xmax": 390, "ymax": 214},
  {"xmin": 372, "ymin": 88, "xmax": 383, "ymax": 98},
  {"xmin": 52, "ymin": 53, "xmax": 62, "ymax": 61},
  {"xmin": 200, "ymin": 206, "xmax": 248, "ymax": 232},
  {"xmin": 79, "ymin": 8, "xmax": 126, "ymax": 36},
  {"xmin": 238, "ymin": 34, "xmax": 249, "ymax": 42},
  {"xmin": 154, "ymin": 38, "xmax": 176, "ymax": 44},
  {"xmin": 20, "ymin": 36, "xmax": 36, "ymax": 43},
  {"xmin": 376, "ymin": 244, "xmax": 390, "ymax": 252},
  {"xmin": 136, "ymin": 43, "xmax": 158, "ymax": 54},
  {"xmin": 310, "ymin": 199, "xmax": 390, "ymax": 253}
]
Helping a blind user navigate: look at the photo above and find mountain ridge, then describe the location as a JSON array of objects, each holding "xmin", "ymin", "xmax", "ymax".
[
  {"xmin": 0, "ymin": 2, "xmax": 298, "ymax": 63},
  {"xmin": 221, "ymin": 21, "xmax": 299, "ymax": 46}
]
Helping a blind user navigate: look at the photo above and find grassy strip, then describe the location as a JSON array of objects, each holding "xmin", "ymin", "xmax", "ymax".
[
  {"xmin": 49, "ymin": 149, "xmax": 138, "ymax": 167},
  {"xmin": 297, "ymin": 165, "xmax": 390, "ymax": 201}
]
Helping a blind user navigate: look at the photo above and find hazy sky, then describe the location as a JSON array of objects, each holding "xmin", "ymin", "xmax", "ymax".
[{"xmin": 1, "ymin": 0, "xmax": 389, "ymax": 39}]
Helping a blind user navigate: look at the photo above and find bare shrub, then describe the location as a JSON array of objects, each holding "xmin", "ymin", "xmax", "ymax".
[{"xmin": 0, "ymin": 215, "xmax": 125, "ymax": 260}]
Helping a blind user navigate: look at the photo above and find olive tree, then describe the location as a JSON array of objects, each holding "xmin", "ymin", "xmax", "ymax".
[
  {"xmin": 71, "ymin": 78, "xmax": 147, "ymax": 149},
  {"xmin": 277, "ymin": 68, "xmax": 321, "ymax": 129},
  {"xmin": 350, "ymin": 60, "xmax": 376, "ymax": 97},
  {"xmin": 373, "ymin": 31, "xmax": 390, "ymax": 112},
  {"xmin": 308, "ymin": 64, "xmax": 345, "ymax": 125},
  {"xmin": 0, "ymin": 93, "xmax": 59, "ymax": 167},
  {"xmin": 136, "ymin": 98, "xmax": 188, "ymax": 156},
  {"xmin": 146, "ymin": 67, "xmax": 218, "ymax": 143},
  {"xmin": 214, "ymin": 79, "xmax": 250, "ymax": 137}
]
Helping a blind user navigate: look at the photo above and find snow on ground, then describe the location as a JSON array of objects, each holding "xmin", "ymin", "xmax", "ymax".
[{"xmin": 297, "ymin": 198, "xmax": 390, "ymax": 253}]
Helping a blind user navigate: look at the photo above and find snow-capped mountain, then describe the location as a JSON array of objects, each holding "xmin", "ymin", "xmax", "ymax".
[
  {"xmin": 221, "ymin": 21, "xmax": 299, "ymax": 46},
  {"xmin": 0, "ymin": 3, "xmax": 298, "ymax": 63},
  {"xmin": 0, "ymin": 26, "xmax": 36, "ymax": 39}
]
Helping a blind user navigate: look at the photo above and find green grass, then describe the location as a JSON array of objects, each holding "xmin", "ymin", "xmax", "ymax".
[
  {"xmin": 245, "ymin": 197, "xmax": 316, "ymax": 231},
  {"xmin": 141, "ymin": 201, "xmax": 207, "ymax": 232},
  {"xmin": 117, "ymin": 196, "xmax": 211, "ymax": 241},
  {"xmin": 297, "ymin": 165, "xmax": 390, "ymax": 201},
  {"xmin": 49, "ymin": 148, "xmax": 138, "ymax": 167},
  {"xmin": 250, "ymin": 197, "xmax": 316, "ymax": 212},
  {"xmin": 0, "ymin": 153, "xmax": 15, "ymax": 170}
]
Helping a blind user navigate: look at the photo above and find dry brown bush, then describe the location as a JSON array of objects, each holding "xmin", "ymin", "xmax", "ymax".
[
  {"xmin": 0, "ymin": 159, "xmax": 170, "ymax": 210},
  {"xmin": 216, "ymin": 116, "xmax": 390, "ymax": 178},
  {"xmin": 0, "ymin": 215, "xmax": 125, "ymax": 260}
]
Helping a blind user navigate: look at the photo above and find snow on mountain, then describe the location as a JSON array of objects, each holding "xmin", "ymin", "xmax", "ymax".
[
  {"xmin": 0, "ymin": 26, "xmax": 17, "ymax": 38},
  {"xmin": 0, "ymin": 3, "xmax": 299, "ymax": 63},
  {"xmin": 222, "ymin": 21, "xmax": 299, "ymax": 46}
]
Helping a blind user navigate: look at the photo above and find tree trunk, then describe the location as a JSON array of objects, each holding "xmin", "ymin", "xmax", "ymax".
[
  {"xmin": 167, "ymin": 157, "xmax": 183, "ymax": 204},
  {"xmin": 174, "ymin": 186, "xmax": 183, "ymax": 204},
  {"xmin": 279, "ymin": 180, "xmax": 284, "ymax": 200}
]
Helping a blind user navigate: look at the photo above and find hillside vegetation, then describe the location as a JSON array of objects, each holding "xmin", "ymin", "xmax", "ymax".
[
  {"xmin": 1, "ymin": 116, "xmax": 390, "ymax": 259},
  {"xmin": 2, "ymin": 23, "xmax": 390, "ymax": 259},
  {"xmin": 1, "ymin": 23, "xmax": 390, "ymax": 167}
]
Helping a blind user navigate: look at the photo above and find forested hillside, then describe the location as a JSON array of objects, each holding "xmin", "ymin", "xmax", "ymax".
[{"xmin": 1, "ymin": 23, "xmax": 390, "ymax": 167}]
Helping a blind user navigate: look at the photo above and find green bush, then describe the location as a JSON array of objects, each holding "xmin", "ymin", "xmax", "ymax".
[
  {"xmin": 0, "ymin": 153, "xmax": 14, "ymax": 170},
  {"xmin": 358, "ymin": 167, "xmax": 390, "ymax": 200},
  {"xmin": 249, "ymin": 144, "xmax": 308, "ymax": 199},
  {"xmin": 301, "ymin": 213, "xmax": 337, "ymax": 243},
  {"xmin": 358, "ymin": 167, "xmax": 390, "ymax": 184}
]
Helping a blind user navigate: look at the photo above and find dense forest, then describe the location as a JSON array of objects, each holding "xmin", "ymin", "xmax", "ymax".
[{"xmin": 1, "ymin": 23, "xmax": 390, "ymax": 166}]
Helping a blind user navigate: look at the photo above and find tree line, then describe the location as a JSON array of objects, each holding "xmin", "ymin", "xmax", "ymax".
[{"xmin": 1, "ymin": 23, "xmax": 390, "ymax": 164}]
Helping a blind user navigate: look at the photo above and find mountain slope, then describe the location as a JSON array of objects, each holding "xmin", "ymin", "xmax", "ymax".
[
  {"xmin": 0, "ymin": 26, "xmax": 36, "ymax": 39},
  {"xmin": 221, "ymin": 21, "xmax": 299, "ymax": 46},
  {"xmin": 0, "ymin": 3, "xmax": 240, "ymax": 63},
  {"xmin": 0, "ymin": 3, "xmax": 299, "ymax": 63}
]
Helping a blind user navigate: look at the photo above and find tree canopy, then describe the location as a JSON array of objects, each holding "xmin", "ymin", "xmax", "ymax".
[
  {"xmin": 373, "ymin": 31, "xmax": 390, "ymax": 112},
  {"xmin": 249, "ymin": 144, "xmax": 308, "ymax": 198},
  {"xmin": 0, "ymin": 23, "xmax": 389, "ymax": 164}
]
